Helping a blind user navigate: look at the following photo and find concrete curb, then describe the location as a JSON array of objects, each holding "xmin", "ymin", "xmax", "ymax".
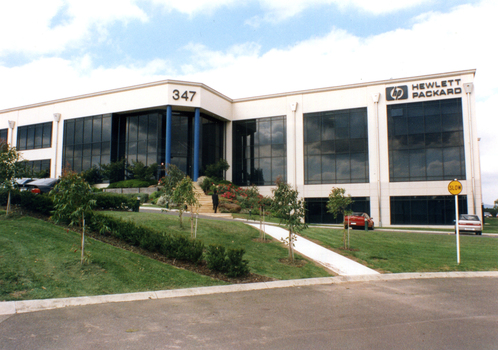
[{"xmin": 2, "ymin": 271, "xmax": 497, "ymax": 316}]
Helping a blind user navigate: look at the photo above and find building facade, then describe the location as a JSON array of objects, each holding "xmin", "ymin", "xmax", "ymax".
[{"xmin": 0, "ymin": 69, "xmax": 481, "ymax": 226}]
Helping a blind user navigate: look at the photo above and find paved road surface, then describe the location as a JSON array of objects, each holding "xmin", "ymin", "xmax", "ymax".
[{"xmin": 1, "ymin": 277, "xmax": 497, "ymax": 349}]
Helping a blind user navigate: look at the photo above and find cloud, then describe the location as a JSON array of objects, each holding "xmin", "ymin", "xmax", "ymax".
[
  {"xmin": 147, "ymin": 0, "xmax": 239, "ymax": 16},
  {"xmin": 0, "ymin": 0, "xmax": 497, "ymax": 202},
  {"xmin": 0, "ymin": 56, "xmax": 173, "ymax": 108},
  {"xmin": 181, "ymin": 42, "xmax": 261, "ymax": 72},
  {"xmin": 246, "ymin": 0, "xmax": 431, "ymax": 26},
  {"xmin": 0, "ymin": 0, "xmax": 147, "ymax": 56}
]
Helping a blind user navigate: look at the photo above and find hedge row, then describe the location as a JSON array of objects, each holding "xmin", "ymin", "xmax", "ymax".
[
  {"xmin": 0, "ymin": 190, "xmax": 53, "ymax": 216},
  {"xmin": 0, "ymin": 190, "xmax": 148, "ymax": 214},
  {"xmin": 89, "ymin": 212, "xmax": 204, "ymax": 264},
  {"xmin": 89, "ymin": 213, "xmax": 250, "ymax": 276},
  {"xmin": 92, "ymin": 192, "xmax": 148, "ymax": 211}
]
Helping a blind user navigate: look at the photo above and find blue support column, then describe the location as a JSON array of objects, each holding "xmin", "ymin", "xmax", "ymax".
[
  {"xmin": 165, "ymin": 105, "xmax": 172, "ymax": 166},
  {"xmin": 193, "ymin": 108, "xmax": 201, "ymax": 181}
]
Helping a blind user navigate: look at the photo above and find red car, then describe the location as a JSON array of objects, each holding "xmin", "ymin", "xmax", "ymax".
[{"xmin": 344, "ymin": 212, "xmax": 374, "ymax": 230}]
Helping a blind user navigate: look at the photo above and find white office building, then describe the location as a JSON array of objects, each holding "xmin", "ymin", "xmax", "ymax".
[{"xmin": 0, "ymin": 69, "xmax": 481, "ymax": 226}]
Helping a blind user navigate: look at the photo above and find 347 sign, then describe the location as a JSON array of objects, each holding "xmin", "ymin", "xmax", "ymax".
[{"xmin": 172, "ymin": 89, "xmax": 196, "ymax": 102}]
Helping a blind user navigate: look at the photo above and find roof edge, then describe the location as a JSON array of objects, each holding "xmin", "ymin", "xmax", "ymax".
[
  {"xmin": 0, "ymin": 79, "xmax": 233, "ymax": 114},
  {"xmin": 1, "ymin": 69, "xmax": 475, "ymax": 113},
  {"xmin": 232, "ymin": 69, "xmax": 477, "ymax": 103}
]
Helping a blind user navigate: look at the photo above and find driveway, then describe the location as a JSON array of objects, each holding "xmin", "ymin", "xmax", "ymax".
[{"xmin": 1, "ymin": 276, "xmax": 497, "ymax": 349}]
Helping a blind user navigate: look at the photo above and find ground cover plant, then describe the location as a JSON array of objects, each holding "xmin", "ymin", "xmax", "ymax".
[
  {"xmin": 103, "ymin": 211, "xmax": 332, "ymax": 280},
  {"xmin": 298, "ymin": 226, "xmax": 498, "ymax": 273},
  {"xmin": 0, "ymin": 215, "xmax": 226, "ymax": 302}
]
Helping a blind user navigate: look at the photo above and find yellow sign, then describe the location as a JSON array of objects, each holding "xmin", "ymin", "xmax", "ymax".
[{"xmin": 448, "ymin": 180, "xmax": 462, "ymax": 195}]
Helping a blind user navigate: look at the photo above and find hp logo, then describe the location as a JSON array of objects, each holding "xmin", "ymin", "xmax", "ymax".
[{"xmin": 386, "ymin": 86, "xmax": 408, "ymax": 101}]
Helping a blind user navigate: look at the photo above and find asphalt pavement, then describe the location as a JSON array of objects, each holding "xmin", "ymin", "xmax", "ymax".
[
  {"xmin": 2, "ymin": 207, "xmax": 497, "ymax": 349},
  {"xmin": 1, "ymin": 275, "xmax": 497, "ymax": 349}
]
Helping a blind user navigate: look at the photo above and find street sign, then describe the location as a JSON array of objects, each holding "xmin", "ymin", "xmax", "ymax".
[{"xmin": 448, "ymin": 180, "xmax": 462, "ymax": 195}]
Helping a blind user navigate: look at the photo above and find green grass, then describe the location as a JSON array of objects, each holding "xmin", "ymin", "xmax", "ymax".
[
  {"xmin": 231, "ymin": 213, "xmax": 283, "ymax": 224},
  {"xmin": 298, "ymin": 226, "xmax": 498, "ymax": 273},
  {"xmin": 484, "ymin": 217, "xmax": 498, "ymax": 233},
  {"xmin": 103, "ymin": 211, "xmax": 331, "ymax": 280},
  {"xmin": 0, "ymin": 215, "xmax": 227, "ymax": 301}
]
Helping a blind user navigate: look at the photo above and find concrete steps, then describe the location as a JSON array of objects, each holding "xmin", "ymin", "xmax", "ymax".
[{"xmin": 192, "ymin": 183, "xmax": 216, "ymax": 214}]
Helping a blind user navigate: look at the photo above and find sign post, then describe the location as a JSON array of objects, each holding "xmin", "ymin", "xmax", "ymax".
[{"xmin": 448, "ymin": 179, "xmax": 463, "ymax": 264}]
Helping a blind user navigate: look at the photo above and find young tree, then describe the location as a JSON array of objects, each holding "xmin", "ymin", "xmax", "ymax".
[
  {"xmin": 326, "ymin": 187, "xmax": 354, "ymax": 249},
  {"xmin": 271, "ymin": 179, "xmax": 307, "ymax": 262},
  {"xmin": 0, "ymin": 143, "xmax": 23, "ymax": 216},
  {"xmin": 160, "ymin": 164, "xmax": 186, "ymax": 201},
  {"xmin": 50, "ymin": 171, "xmax": 96, "ymax": 264},
  {"xmin": 171, "ymin": 176, "xmax": 200, "ymax": 236}
]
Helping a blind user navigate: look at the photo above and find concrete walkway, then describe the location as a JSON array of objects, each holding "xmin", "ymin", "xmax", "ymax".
[{"xmin": 247, "ymin": 223, "xmax": 379, "ymax": 276}]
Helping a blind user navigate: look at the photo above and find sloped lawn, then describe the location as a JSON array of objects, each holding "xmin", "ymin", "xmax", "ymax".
[{"xmin": 0, "ymin": 215, "xmax": 226, "ymax": 301}]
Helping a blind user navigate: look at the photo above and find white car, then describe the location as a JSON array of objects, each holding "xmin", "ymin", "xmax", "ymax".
[{"xmin": 458, "ymin": 214, "xmax": 482, "ymax": 235}]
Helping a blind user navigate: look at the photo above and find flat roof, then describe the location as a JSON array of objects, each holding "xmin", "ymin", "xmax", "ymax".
[{"xmin": 0, "ymin": 69, "xmax": 476, "ymax": 113}]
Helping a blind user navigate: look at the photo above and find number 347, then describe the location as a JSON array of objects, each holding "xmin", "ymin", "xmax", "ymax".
[{"xmin": 173, "ymin": 89, "xmax": 196, "ymax": 101}]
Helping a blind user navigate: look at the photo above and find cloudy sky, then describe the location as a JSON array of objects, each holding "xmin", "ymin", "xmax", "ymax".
[{"xmin": 1, "ymin": 0, "xmax": 497, "ymax": 204}]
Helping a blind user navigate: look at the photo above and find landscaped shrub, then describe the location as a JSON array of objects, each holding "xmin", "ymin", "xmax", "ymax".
[
  {"xmin": 206, "ymin": 244, "xmax": 227, "ymax": 271},
  {"xmin": 225, "ymin": 248, "xmax": 250, "ymax": 277},
  {"xmin": 172, "ymin": 236, "xmax": 204, "ymax": 263},
  {"xmin": 107, "ymin": 179, "xmax": 155, "ymax": 188},
  {"xmin": 127, "ymin": 160, "xmax": 159, "ymax": 182},
  {"xmin": 20, "ymin": 192, "xmax": 54, "ymax": 216},
  {"xmin": 149, "ymin": 191, "xmax": 161, "ymax": 204},
  {"xmin": 81, "ymin": 166, "xmax": 103, "ymax": 185},
  {"xmin": 205, "ymin": 244, "xmax": 249, "ymax": 277},
  {"xmin": 101, "ymin": 159, "xmax": 126, "ymax": 183},
  {"xmin": 0, "ymin": 190, "xmax": 53, "ymax": 216},
  {"xmin": 92, "ymin": 192, "xmax": 145, "ymax": 210},
  {"xmin": 199, "ymin": 176, "xmax": 212, "ymax": 194},
  {"xmin": 204, "ymin": 159, "xmax": 230, "ymax": 181},
  {"xmin": 89, "ymin": 212, "xmax": 204, "ymax": 264}
]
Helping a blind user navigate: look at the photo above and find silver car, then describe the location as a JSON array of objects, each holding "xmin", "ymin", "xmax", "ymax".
[{"xmin": 458, "ymin": 214, "xmax": 482, "ymax": 235}]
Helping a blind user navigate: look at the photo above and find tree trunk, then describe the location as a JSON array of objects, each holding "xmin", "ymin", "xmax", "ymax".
[
  {"xmin": 190, "ymin": 210, "xmax": 195, "ymax": 238},
  {"xmin": 81, "ymin": 213, "xmax": 85, "ymax": 264},
  {"xmin": 6, "ymin": 190, "xmax": 11, "ymax": 216},
  {"xmin": 289, "ymin": 228, "xmax": 294, "ymax": 262},
  {"xmin": 347, "ymin": 225, "xmax": 350, "ymax": 249}
]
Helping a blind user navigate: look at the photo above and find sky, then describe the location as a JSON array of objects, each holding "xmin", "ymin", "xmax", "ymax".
[{"xmin": 1, "ymin": 0, "xmax": 497, "ymax": 205}]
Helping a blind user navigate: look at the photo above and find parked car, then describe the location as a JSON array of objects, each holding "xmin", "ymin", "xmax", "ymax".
[
  {"xmin": 344, "ymin": 212, "xmax": 374, "ymax": 230},
  {"xmin": 484, "ymin": 212, "xmax": 492, "ymax": 218},
  {"xmin": 24, "ymin": 178, "xmax": 59, "ymax": 194},
  {"xmin": 458, "ymin": 214, "xmax": 482, "ymax": 235},
  {"xmin": 15, "ymin": 178, "xmax": 35, "ymax": 191}
]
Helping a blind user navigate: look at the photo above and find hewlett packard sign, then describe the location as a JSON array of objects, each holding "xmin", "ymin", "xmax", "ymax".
[{"xmin": 386, "ymin": 79, "xmax": 463, "ymax": 101}]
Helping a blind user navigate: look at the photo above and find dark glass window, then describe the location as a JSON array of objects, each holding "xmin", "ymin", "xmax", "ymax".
[
  {"xmin": 0, "ymin": 129, "xmax": 7, "ymax": 145},
  {"xmin": 63, "ymin": 116, "xmax": 112, "ymax": 174},
  {"xmin": 390, "ymin": 196, "xmax": 467, "ymax": 225},
  {"xmin": 388, "ymin": 98, "xmax": 466, "ymax": 182},
  {"xmin": 304, "ymin": 107, "xmax": 369, "ymax": 184},
  {"xmin": 170, "ymin": 112, "xmax": 192, "ymax": 175},
  {"xmin": 233, "ymin": 116, "xmax": 286, "ymax": 186},
  {"xmin": 305, "ymin": 197, "xmax": 370, "ymax": 224},
  {"xmin": 17, "ymin": 122, "xmax": 52, "ymax": 151},
  {"xmin": 21, "ymin": 159, "xmax": 51, "ymax": 178},
  {"xmin": 199, "ymin": 116, "xmax": 224, "ymax": 177}
]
